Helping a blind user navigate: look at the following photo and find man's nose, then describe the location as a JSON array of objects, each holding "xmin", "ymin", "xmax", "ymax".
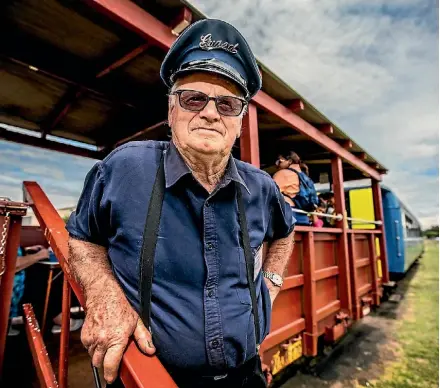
[{"xmin": 199, "ymin": 99, "xmax": 220, "ymax": 122}]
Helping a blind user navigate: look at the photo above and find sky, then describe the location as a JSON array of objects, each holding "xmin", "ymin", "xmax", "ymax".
[{"xmin": 0, "ymin": 0, "xmax": 438, "ymax": 228}]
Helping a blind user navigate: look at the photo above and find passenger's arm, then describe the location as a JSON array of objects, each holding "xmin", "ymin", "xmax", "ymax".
[
  {"xmin": 15, "ymin": 249, "xmax": 49, "ymax": 272},
  {"xmin": 68, "ymin": 237, "xmax": 156, "ymax": 384},
  {"xmin": 263, "ymin": 232, "xmax": 295, "ymax": 306}
]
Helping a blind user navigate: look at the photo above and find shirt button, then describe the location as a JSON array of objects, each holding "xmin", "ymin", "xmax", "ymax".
[
  {"xmin": 211, "ymin": 339, "xmax": 219, "ymax": 349},
  {"xmin": 205, "ymin": 202, "xmax": 210, "ymax": 207},
  {"xmin": 206, "ymin": 243, "xmax": 213, "ymax": 250},
  {"xmin": 208, "ymin": 290, "xmax": 214, "ymax": 298}
]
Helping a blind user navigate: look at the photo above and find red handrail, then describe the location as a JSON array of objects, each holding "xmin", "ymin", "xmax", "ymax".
[
  {"xmin": 23, "ymin": 303, "xmax": 59, "ymax": 388},
  {"xmin": 23, "ymin": 181, "xmax": 176, "ymax": 388}
]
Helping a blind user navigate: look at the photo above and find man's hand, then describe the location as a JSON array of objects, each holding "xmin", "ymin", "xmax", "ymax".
[
  {"xmin": 81, "ymin": 280, "xmax": 156, "ymax": 384},
  {"xmin": 24, "ymin": 244, "xmax": 45, "ymax": 252},
  {"xmin": 264, "ymin": 278, "xmax": 279, "ymax": 308}
]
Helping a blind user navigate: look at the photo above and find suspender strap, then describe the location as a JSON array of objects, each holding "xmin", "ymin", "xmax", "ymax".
[
  {"xmin": 139, "ymin": 157, "xmax": 260, "ymax": 349},
  {"xmin": 139, "ymin": 156, "xmax": 165, "ymax": 329},
  {"xmin": 236, "ymin": 183, "xmax": 261, "ymax": 348}
]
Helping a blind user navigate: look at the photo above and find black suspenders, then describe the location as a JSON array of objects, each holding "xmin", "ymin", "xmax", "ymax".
[{"xmin": 139, "ymin": 156, "xmax": 261, "ymax": 349}]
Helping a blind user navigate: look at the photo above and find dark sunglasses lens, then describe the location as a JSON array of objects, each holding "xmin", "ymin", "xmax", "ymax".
[
  {"xmin": 179, "ymin": 90, "xmax": 208, "ymax": 111},
  {"xmin": 216, "ymin": 96, "xmax": 244, "ymax": 116}
]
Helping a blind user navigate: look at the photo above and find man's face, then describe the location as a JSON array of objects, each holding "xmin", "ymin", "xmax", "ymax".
[{"xmin": 168, "ymin": 73, "xmax": 245, "ymax": 157}]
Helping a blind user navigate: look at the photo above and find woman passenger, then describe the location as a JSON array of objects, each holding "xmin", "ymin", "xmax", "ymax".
[{"xmin": 272, "ymin": 151, "xmax": 312, "ymax": 226}]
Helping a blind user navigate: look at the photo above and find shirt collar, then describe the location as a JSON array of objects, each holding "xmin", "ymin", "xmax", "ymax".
[
  {"xmin": 164, "ymin": 141, "xmax": 250, "ymax": 194},
  {"xmin": 164, "ymin": 141, "xmax": 191, "ymax": 189},
  {"xmin": 225, "ymin": 156, "xmax": 251, "ymax": 194}
]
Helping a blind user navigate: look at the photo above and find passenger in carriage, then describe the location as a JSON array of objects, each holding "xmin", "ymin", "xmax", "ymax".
[
  {"xmin": 299, "ymin": 163, "xmax": 324, "ymax": 228},
  {"xmin": 65, "ymin": 19, "xmax": 295, "ymax": 387},
  {"xmin": 319, "ymin": 192, "xmax": 336, "ymax": 227},
  {"xmin": 312, "ymin": 199, "xmax": 327, "ymax": 228},
  {"xmin": 8, "ymin": 246, "xmax": 83, "ymax": 336},
  {"xmin": 7, "ymin": 245, "xmax": 48, "ymax": 336},
  {"xmin": 272, "ymin": 152, "xmax": 319, "ymax": 226}
]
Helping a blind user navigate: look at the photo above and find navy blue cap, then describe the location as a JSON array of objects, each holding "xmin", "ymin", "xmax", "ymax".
[{"xmin": 160, "ymin": 19, "xmax": 262, "ymax": 100}]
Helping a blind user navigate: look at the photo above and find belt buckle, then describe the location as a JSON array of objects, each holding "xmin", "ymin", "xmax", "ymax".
[{"xmin": 213, "ymin": 373, "xmax": 228, "ymax": 380}]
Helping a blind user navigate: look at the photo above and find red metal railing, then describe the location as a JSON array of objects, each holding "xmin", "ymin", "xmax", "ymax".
[
  {"xmin": 23, "ymin": 181, "xmax": 177, "ymax": 388},
  {"xmin": 260, "ymin": 224, "xmax": 387, "ymax": 375},
  {"xmin": 23, "ymin": 303, "xmax": 59, "ymax": 387}
]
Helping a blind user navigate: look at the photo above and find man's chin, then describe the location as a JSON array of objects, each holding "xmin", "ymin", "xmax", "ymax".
[{"xmin": 189, "ymin": 139, "xmax": 226, "ymax": 155}]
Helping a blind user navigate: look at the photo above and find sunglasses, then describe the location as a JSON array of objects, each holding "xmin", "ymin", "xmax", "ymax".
[{"xmin": 170, "ymin": 89, "xmax": 247, "ymax": 117}]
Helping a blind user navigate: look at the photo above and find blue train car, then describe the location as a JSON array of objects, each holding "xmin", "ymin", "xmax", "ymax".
[
  {"xmin": 381, "ymin": 186, "xmax": 424, "ymax": 279},
  {"xmin": 316, "ymin": 182, "xmax": 424, "ymax": 280}
]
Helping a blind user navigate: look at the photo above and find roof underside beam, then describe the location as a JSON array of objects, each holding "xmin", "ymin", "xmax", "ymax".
[
  {"xmin": 253, "ymin": 92, "xmax": 381, "ymax": 180},
  {"xmin": 2, "ymin": 55, "xmax": 136, "ymax": 109},
  {"xmin": 84, "ymin": 0, "xmax": 382, "ymax": 181},
  {"xmin": 40, "ymin": 42, "xmax": 150, "ymax": 139},
  {"xmin": 0, "ymin": 126, "xmax": 101, "ymax": 159}
]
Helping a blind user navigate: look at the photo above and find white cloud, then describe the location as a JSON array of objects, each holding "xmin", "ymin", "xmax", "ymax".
[
  {"xmin": 0, "ymin": 140, "xmax": 95, "ymax": 209},
  {"xmin": 190, "ymin": 0, "xmax": 439, "ymax": 228}
]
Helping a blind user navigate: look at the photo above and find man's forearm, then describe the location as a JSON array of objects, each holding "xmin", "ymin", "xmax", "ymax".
[
  {"xmin": 263, "ymin": 232, "xmax": 295, "ymax": 305},
  {"xmin": 68, "ymin": 237, "xmax": 122, "ymax": 304}
]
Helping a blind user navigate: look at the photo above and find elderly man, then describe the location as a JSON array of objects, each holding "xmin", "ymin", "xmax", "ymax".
[{"xmin": 66, "ymin": 19, "xmax": 295, "ymax": 387}]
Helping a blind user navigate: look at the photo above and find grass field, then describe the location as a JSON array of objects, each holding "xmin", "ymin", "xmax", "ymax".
[{"xmin": 373, "ymin": 241, "xmax": 439, "ymax": 388}]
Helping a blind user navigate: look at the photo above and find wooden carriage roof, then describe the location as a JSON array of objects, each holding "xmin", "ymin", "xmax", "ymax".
[{"xmin": 0, "ymin": 0, "xmax": 387, "ymax": 182}]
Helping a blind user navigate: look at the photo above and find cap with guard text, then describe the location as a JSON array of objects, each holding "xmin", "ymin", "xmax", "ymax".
[{"xmin": 160, "ymin": 19, "xmax": 262, "ymax": 100}]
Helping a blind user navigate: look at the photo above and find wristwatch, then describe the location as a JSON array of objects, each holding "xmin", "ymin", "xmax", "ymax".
[{"xmin": 262, "ymin": 271, "xmax": 283, "ymax": 287}]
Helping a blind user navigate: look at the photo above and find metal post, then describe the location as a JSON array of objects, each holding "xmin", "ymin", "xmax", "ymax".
[
  {"xmin": 59, "ymin": 275, "xmax": 71, "ymax": 388},
  {"xmin": 331, "ymin": 157, "xmax": 352, "ymax": 317},
  {"xmin": 23, "ymin": 304, "xmax": 58, "ymax": 387},
  {"xmin": 41, "ymin": 268, "xmax": 54, "ymax": 333},
  {"xmin": 368, "ymin": 234, "xmax": 380, "ymax": 306},
  {"xmin": 0, "ymin": 201, "xmax": 27, "ymax": 377},
  {"xmin": 347, "ymin": 233, "xmax": 360, "ymax": 320},
  {"xmin": 302, "ymin": 231, "xmax": 318, "ymax": 356},
  {"xmin": 371, "ymin": 180, "xmax": 390, "ymax": 283},
  {"xmin": 240, "ymin": 102, "xmax": 260, "ymax": 167}
]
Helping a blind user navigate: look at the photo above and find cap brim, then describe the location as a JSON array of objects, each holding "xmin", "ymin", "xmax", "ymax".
[{"xmin": 171, "ymin": 60, "xmax": 250, "ymax": 99}]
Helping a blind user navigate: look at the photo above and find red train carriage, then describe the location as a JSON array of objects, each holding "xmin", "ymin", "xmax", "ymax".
[{"xmin": 0, "ymin": 1, "xmax": 390, "ymax": 386}]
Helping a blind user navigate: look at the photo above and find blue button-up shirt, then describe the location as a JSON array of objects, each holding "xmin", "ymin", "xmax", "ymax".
[{"xmin": 66, "ymin": 140, "xmax": 294, "ymax": 375}]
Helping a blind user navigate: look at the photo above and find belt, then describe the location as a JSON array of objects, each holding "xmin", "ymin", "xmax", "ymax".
[{"xmin": 171, "ymin": 355, "xmax": 260, "ymax": 387}]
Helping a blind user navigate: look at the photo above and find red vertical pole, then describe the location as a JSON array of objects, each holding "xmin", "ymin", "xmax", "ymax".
[
  {"xmin": 302, "ymin": 231, "xmax": 318, "ymax": 356},
  {"xmin": 331, "ymin": 157, "xmax": 352, "ymax": 317},
  {"xmin": 240, "ymin": 102, "xmax": 260, "ymax": 167},
  {"xmin": 371, "ymin": 180, "xmax": 390, "ymax": 283},
  {"xmin": 59, "ymin": 275, "xmax": 71, "ymax": 388},
  {"xmin": 368, "ymin": 234, "xmax": 380, "ymax": 306},
  {"xmin": 348, "ymin": 233, "xmax": 360, "ymax": 320},
  {"xmin": 0, "ymin": 212, "xmax": 24, "ymax": 376}
]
